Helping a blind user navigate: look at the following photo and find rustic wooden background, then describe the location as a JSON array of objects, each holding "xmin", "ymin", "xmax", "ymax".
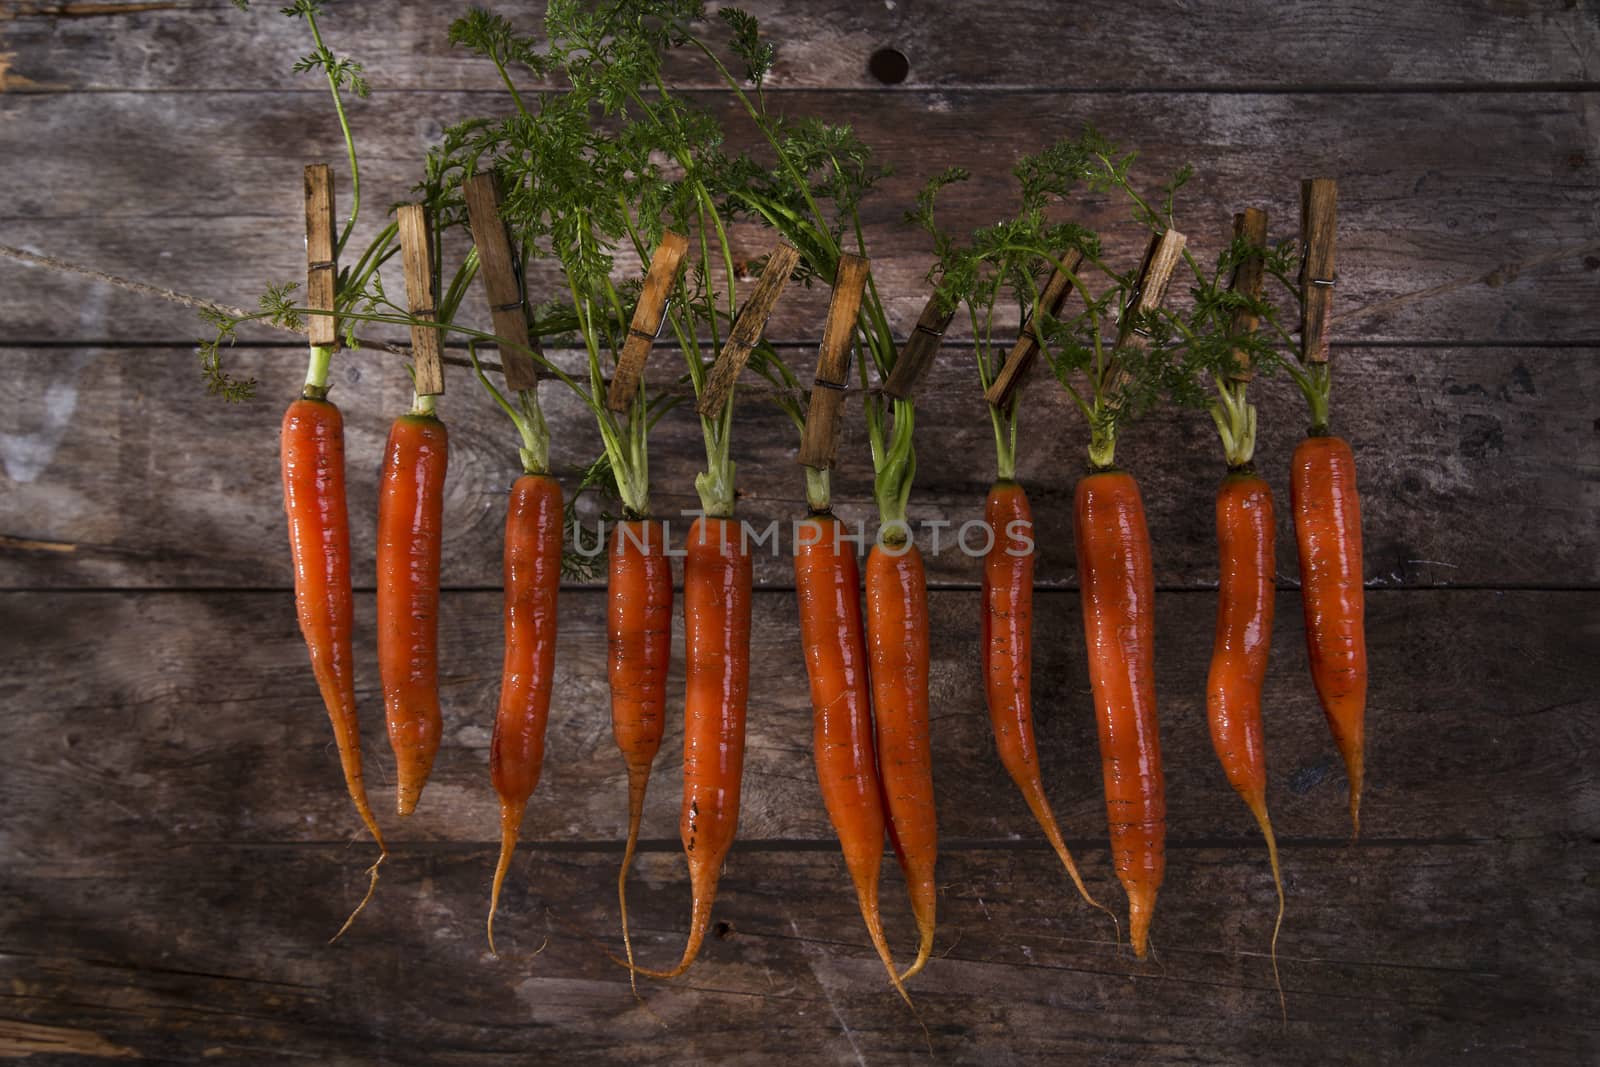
[{"xmin": 2, "ymin": 1, "xmax": 1597, "ymax": 1063}]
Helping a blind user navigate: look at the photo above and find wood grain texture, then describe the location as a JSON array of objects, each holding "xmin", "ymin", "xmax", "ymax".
[
  {"xmin": 0, "ymin": 586, "xmax": 1593, "ymax": 1061},
  {"xmin": 1, "ymin": 344, "xmax": 1591, "ymax": 590},
  {"xmin": 301, "ymin": 162, "xmax": 338, "ymax": 349},
  {"xmin": 798, "ymin": 253, "xmax": 869, "ymax": 469},
  {"xmin": 396, "ymin": 202, "xmax": 445, "ymax": 396},
  {"xmin": 1300, "ymin": 178, "xmax": 1339, "ymax": 365},
  {"xmin": 4, "ymin": 0, "xmax": 1597, "ymax": 92},
  {"xmin": 0, "ymin": 842, "xmax": 1591, "ymax": 1065},
  {"xmin": 463, "ymin": 172, "xmax": 539, "ymax": 393},
  {"xmin": 985, "ymin": 251, "xmax": 1083, "ymax": 409},
  {"xmin": 1, "ymin": 589, "xmax": 1591, "ymax": 852},
  {"xmin": 2, "ymin": 91, "xmax": 1596, "ymax": 345},
  {"xmin": 607, "ymin": 230, "xmax": 690, "ymax": 412},
  {"xmin": 698, "ymin": 241, "xmax": 801, "ymax": 418}
]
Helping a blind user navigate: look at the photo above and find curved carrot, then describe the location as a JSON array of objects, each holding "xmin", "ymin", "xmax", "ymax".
[
  {"xmin": 282, "ymin": 395, "xmax": 385, "ymax": 932},
  {"xmin": 633, "ymin": 516, "xmax": 752, "ymax": 979},
  {"xmin": 486, "ymin": 473, "xmax": 563, "ymax": 955},
  {"xmin": 1074, "ymin": 470, "xmax": 1165, "ymax": 959},
  {"xmin": 377, "ymin": 411, "xmax": 448, "ymax": 817},
  {"xmin": 609, "ymin": 518, "xmax": 674, "ymax": 976},
  {"xmin": 981, "ymin": 481, "xmax": 1105, "ymax": 918},
  {"xmin": 865, "ymin": 541, "xmax": 937, "ymax": 981},
  {"xmin": 1291, "ymin": 434, "xmax": 1367, "ymax": 835},
  {"xmin": 794, "ymin": 515, "xmax": 908, "ymax": 1004},
  {"xmin": 1207, "ymin": 470, "xmax": 1285, "ymax": 997}
]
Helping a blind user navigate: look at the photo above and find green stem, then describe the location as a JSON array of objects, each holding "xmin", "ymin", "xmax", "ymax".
[
  {"xmin": 410, "ymin": 391, "xmax": 437, "ymax": 417},
  {"xmin": 306, "ymin": 11, "xmax": 361, "ymax": 256},
  {"xmin": 804, "ymin": 466, "xmax": 831, "ymax": 513},
  {"xmin": 468, "ymin": 343, "xmax": 549, "ymax": 474},
  {"xmin": 303, "ymin": 344, "xmax": 333, "ymax": 398}
]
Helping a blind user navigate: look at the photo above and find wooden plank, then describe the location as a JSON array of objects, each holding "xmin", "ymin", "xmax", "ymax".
[
  {"xmin": 1, "ymin": 91, "xmax": 1595, "ymax": 345},
  {"xmin": 4, "ymin": 1, "xmax": 1597, "ymax": 92},
  {"xmin": 0, "ymin": 841, "xmax": 1590, "ymax": 1063},
  {"xmin": 0, "ymin": 589, "xmax": 1592, "ymax": 855},
  {"xmin": 0, "ymin": 344, "xmax": 1594, "ymax": 590}
]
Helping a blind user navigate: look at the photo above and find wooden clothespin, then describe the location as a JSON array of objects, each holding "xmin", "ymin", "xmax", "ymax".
[
  {"xmin": 1227, "ymin": 207, "xmax": 1269, "ymax": 382},
  {"xmin": 696, "ymin": 241, "xmax": 802, "ymax": 418},
  {"xmin": 983, "ymin": 250, "xmax": 1085, "ymax": 409},
  {"xmin": 1299, "ymin": 178, "xmax": 1337, "ymax": 364},
  {"xmin": 797, "ymin": 254, "xmax": 871, "ymax": 470},
  {"xmin": 882, "ymin": 292, "xmax": 956, "ymax": 401},
  {"xmin": 463, "ymin": 172, "xmax": 540, "ymax": 393},
  {"xmin": 304, "ymin": 163, "xmax": 338, "ymax": 349},
  {"xmin": 606, "ymin": 230, "xmax": 691, "ymax": 412},
  {"xmin": 1099, "ymin": 228, "xmax": 1187, "ymax": 395},
  {"xmin": 396, "ymin": 203, "xmax": 445, "ymax": 396}
]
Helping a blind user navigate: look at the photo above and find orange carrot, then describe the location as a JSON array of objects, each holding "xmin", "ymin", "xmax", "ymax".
[
  {"xmin": 795, "ymin": 514, "xmax": 907, "ymax": 1002},
  {"xmin": 864, "ymin": 540, "xmax": 937, "ymax": 981},
  {"xmin": 1207, "ymin": 470, "xmax": 1285, "ymax": 990},
  {"xmin": 485, "ymin": 473, "xmax": 563, "ymax": 954},
  {"xmin": 1074, "ymin": 470, "xmax": 1165, "ymax": 958},
  {"xmin": 376, "ymin": 410, "xmax": 448, "ymax": 817},
  {"xmin": 633, "ymin": 516, "xmax": 751, "ymax": 978},
  {"xmin": 282, "ymin": 393, "xmax": 385, "ymax": 929},
  {"xmin": 610, "ymin": 518, "xmax": 674, "ymax": 974},
  {"xmin": 982, "ymin": 481, "xmax": 1104, "ymax": 916},
  {"xmin": 1291, "ymin": 434, "xmax": 1367, "ymax": 834}
]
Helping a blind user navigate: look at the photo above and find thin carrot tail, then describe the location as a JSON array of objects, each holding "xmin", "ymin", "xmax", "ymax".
[
  {"xmin": 1127, "ymin": 884, "xmax": 1158, "ymax": 960},
  {"xmin": 902, "ymin": 908, "xmax": 934, "ymax": 985},
  {"xmin": 617, "ymin": 763, "xmax": 651, "ymax": 999},
  {"xmin": 487, "ymin": 798, "xmax": 526, "ymax": 958},
  {"xmin": 395, "ymin": 749, "xmax": 436, "ymax": 818},
  {"xmin": 1344, "ymin": 748, "xmax": 1364, "ymax": 841},
  {"xmin": 1246, "ymin": 795, "xmax": 1287, "ymax": 1023},
  {"xmin": 846, "ymin": 866, "xmax": 912, "ymax": 1008},
  {"xmin": 1017, "ymin": 782, "xmax": 1118, "ymax": 937},
  {"xmin": 627, "ymin": 853, "xmax": 720, "ymax": 980},
  {"xmin": 328, "ymin": 850, "xmax": 383, "ymax": 945}
]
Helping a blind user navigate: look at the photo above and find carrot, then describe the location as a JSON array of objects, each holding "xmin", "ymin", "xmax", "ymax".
[
  {"xmin": 609, "ymin": 517, "xmax": 674, "ymax": 975},
  {"xmin": 1074, "ymin": 470, "xmax": 1165, "ymax": 959},
  {"xmin": 982, "ymin": 480, "xmax": 1105, "ymax": 918},
  {"xmin": 1207, "ymin": 470, "xmax": 1285, "ymax": 992},
  {"xmin": 794, "ymin": 514, "xmax": 908, "ymax": 1003},
  {"xmin": 631, "ymin": 516, "xmax": 751, "ymax": 978},
  {"xmin": 376, "ymin": 408, "xmax": 448, "ymax": 817},
  {"xmin": 281, "ymin": 392, "xmax": 386, "ymax": 931},
  {"xmin": 864, "ymin": 539, "xmax": 937, "ymax": 981},
  {"xmin": 485, "ymin": 472, "xmax": 563, "ymax": 955},
  {"xmin": 1291, "ymin": 434, "xmax": 1367, "ymax": 835}
]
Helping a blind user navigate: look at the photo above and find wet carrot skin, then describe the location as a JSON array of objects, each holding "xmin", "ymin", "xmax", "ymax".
[
  {"xmin": 676, "ymin": 516, "xmax": 753, "ymax": 960},
  {"xmin": 794, "ymin": 517, "xmax": 894, "ymax": 952},
  {"xmin": 376, "ymin": 412, "xmax": 449, "ymax": 817},
  {"xmin": 1291, "ymin": 434, "xmax": 1367, "ymax": 829},
  {"xmin": 981, "ymin": 482, "xmax": 1039, "ymax": 795},
  {"xmin": 1074, "ymin": 470, "xmax": 1165, "ymax": 958},
  {"xmin": 490, "ymin": 474, "xmax": 564, "ymax": 818},
  {"xmin": 281, "ymin": 397, "xmax": 381, "ymax": 841},
  {"xmin": 865, "ymin": 542, "xmax": 937, "ymax": 963},
  {"xmin": 1208, "ymin": 471, "xmax": 1276, "ymax": 809},
  {"xmin": 607, "ymin": 519, "xmax": 674, "ymax": 795}
]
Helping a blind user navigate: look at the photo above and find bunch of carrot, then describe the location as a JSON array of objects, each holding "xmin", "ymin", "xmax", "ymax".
[{"xmin": 255, "ymin": 3, "xmax": 1371, "ymax": 1012}]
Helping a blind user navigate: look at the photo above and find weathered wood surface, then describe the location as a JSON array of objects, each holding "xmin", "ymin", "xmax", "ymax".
[
  {"xmin": 0, "ymin": 588, "xmax": 1594, "ymax": 1061},
  {"xmin": 2, "ymin": 589, "xmax": 1592, "ymax": 849},
  {"xmin": 2, "ymin": 344, "xmax": 1593, "ymax": 589},
  {"xmin": 2, "ymin": 1, "xmax": 1596, "ymax": 1063},
  {"xmin": 3, "ymin": 90, "xmax": 1597, "ymax": 344},
  {"xmin": 2, "ymin": 843, "xmax": 1592, "ymax": 1065},
  {"xmin": 5, "ymin": 0, "xmax": 1597, "ymax": 92}
]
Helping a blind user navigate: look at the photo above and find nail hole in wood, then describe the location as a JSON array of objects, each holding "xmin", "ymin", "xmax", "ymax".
[
  {"xmin": 869, "ymin": 47, "xmax": 909, "ymax": 85},
  {"xmin": 714, "ymin": 921, "xmax": 734, "ymax": 940}
]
